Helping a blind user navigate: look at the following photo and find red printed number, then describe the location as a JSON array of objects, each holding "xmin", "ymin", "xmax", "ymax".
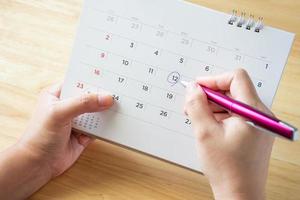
[
  {"xmin": 94, "ymin": 69, "xmax": 100, "ymax": 76},
  {"xmin": 100, "ymin": 52, "xmax": 106, "ymax": 59}
]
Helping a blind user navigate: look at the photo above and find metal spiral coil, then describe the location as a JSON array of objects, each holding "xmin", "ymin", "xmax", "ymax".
[{"xmin": 228, "ymin": 10, "xmax": 264, "ymax": 32}]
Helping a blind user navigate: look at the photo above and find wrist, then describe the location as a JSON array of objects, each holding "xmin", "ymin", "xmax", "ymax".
[
  {"xmin": 0, "ymin": 143, "xmax": 53, "ymax": 200},
  {"xmin": 210, "ymin": 177, "xmax": 265, "ymax": 200},
  {"xmin": 15, "ymin": 141, "xmax": 53, "ymax": 181}
]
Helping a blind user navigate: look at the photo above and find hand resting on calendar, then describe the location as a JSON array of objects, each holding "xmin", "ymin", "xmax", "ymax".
[
  {"xmin": 0, "ymin": 84, "xmax": 114, "ymax": 200},
  {"xmin": 0, "ymin": 69, "xmax": 273, "ymax": 200}
]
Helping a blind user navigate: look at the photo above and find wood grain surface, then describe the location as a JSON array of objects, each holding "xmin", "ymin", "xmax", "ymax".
[{"xmin": 0, "ymin": 0, "xmax": 299, "ymax": 199}]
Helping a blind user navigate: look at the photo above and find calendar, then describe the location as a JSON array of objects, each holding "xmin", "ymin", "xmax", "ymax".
[{"xmin": 61, "ymin": 0, "xmax": 295, "ymax": 171}]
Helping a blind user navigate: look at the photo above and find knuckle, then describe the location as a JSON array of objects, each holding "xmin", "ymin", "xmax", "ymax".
[
  {"xmin": 242, "ymin": 98, "xmax": 260, "ymax": 109},
  {"xmin": 255, "ymin": 101, "xmax": 274, "ymax": 116},
  {"xmin": 80, "ymin": 94, "xmax": 91, "ymax": 105},
  {"xmin": 245, "ymin": 99, "xmax": 266, "ymax": 113},
  {"xmin": 235, "ymin": 68, "xmax": 250, "ymax": 79},
  {"xmin": 186, "ymin": 92, "xmax": 206, "ymax": 108},
  {"xmin": 235, "ymin": 68, "xmax": 247, "ymax": 75},
  {"xmin": 79, "ymin": 94, "xmax": 96, "ymax": 110},
  {"xmin": 232, "ymin": 118, "xmax": 252, "ymax": 132},
  {"xmin": 251, "ymin": 99, "xmax": 260, "ymax": 109},
  {"xmin": 79, "ymin": 94, "xmax": 92, "ymax": 106},
  {"xmin": 185, "ymin": 97, "xmax": 202, "ymax": 112},
  {"xmin": 240, "ymin": 123, "xmax": 252, "ymax": 134},
  {"xmin": 47, "ymin": 103, "xmax": 61, "ymax": 120},
  {"xmin": 194, "ymin": 126, "xmax": 211, "ymax": 142}
]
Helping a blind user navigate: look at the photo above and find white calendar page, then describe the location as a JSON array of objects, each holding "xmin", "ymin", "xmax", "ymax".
[{"xmin": 61, "ymin": 0, "xmax": 295, "ymax": 171}]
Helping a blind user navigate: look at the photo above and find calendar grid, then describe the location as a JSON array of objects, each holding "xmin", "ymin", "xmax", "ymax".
[
  {"xmin": 101, "ymin": 108, "xmax": 194, "ymax": 139},
  {"xmin": 88, "ymin": 26, "xmax": 221, "ymax": 74},
  {"xmin": 84, "ymin": 42, "xmax": 264, "ymax": 90},
  {"xmin": 76, "ymin": 27, "xmax": 266, "ymax": 134},
  {"xmin": 91, "ymin": 7, "xmax": 272, "ymax": 63},
  {"xmin": 85, "ymin": 43, "xmax": 173, "ymax": 80},
  {"xmin": 80, "ymin": 58, "xmax": 186, "ymax": 97},
  {"xmin": 75, "ymin": 79, "xmax": 194, "ymax": 138},
  {"xmin": 86, "ymin": 25, "xmax": 267, "ymax": 84},
  {"xmin": 84, "ymin": 44, "xmax": 192, "ymax": 86},
  {"xmin": 79, "ymin": 62, "xmax": 185, "ymax": 115},
  {"xmin": 62, "ymin": 0, "xmax": 294, "ymax": 171}
]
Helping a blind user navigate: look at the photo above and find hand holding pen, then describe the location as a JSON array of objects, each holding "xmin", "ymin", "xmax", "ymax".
[
  {"xmin": 183, "ymin": 69, "xmax": 278, "ymax": 200},
  {"xmin": 182, "ymin": 70, "xmax": 298, "ymax": 141}
]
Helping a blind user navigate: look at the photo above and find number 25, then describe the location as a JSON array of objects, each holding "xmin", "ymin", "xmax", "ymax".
[{"xmin": 136, "ymin": 102, "xmax": 144, "ymax": 109}]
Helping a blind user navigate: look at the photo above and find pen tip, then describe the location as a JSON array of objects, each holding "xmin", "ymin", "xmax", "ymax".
[{"xmin": 180, "ymin": 81, "xmax": 189, "ymax": 88}]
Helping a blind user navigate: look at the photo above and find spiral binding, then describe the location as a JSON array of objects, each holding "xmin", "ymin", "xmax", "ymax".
[{"xmin": 228, "ymin": 10, "xmax": 264, "ymax": 32}]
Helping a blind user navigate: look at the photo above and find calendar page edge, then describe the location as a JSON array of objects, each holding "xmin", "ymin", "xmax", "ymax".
[{"xmin": 72, "ymin": 127, "xmax": 203, "ymax": 174}]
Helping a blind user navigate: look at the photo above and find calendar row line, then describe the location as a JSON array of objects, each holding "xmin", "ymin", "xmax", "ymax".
[
  {"xmin": 73, "ymin": 80, "xmax": 194, "ymax": 138},
  {"xmin": 85, "ymin": 28, "xmax": 222, "ymax": 74},
  {"xmin": 82, "ymin": 26, "xmax": 272, "ymax": 80},
  {"xmin": 81, "ymin": 45, "xmax": 266, "ymax": 91},
  {"xmin": 86, "ymin": 7, "xmax": 272, "ymax": 63},
  {"xmin": 76, "ymin": 62, "xmax": 186, "ymax": 114},
  {"xmin": 85, "ymin": 43, "xmax": 217, "ymax": 81},
  {"xmin": 79, "ymin": 59, "xmax": 264, "ymax": 112},
  {"xmin": 75, "ymin": 61, "xmax": 265, "ymax": 119},
  {"xmin": 80, "ymin": 60, "xmax": 186, "ymax": 96},
  {"xmin": 74, "ymin": 110, "xmax": 193, "ymax": 140}
]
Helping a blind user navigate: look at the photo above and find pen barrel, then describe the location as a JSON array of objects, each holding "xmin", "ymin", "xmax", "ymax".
[
  {"xmin": 201, "ymin": 86, "xmax": 294, "ymax": 140},
  {"xmin": 231, "ymin": 103, "xmax": 293, "ymax": 140}
]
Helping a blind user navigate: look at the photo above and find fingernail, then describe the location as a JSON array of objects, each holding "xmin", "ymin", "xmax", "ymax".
[
  {"xmin": 78, "ymin": 135, "xmax": 93, "ymax": 147},
  {"xmin": 98, "ymin": 94, "xmax": 113, "ymax": 107}
]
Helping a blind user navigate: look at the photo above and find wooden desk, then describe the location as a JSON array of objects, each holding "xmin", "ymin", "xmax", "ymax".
[{"xmin": 0, "ymin": 0, "xmax": 299, "ymax": 199}]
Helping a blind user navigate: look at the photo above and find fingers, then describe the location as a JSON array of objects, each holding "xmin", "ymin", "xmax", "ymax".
[
  {"xmin": 184, "ymin": 82, "xmax": 221, "ymax": 139},
  {"xmin": 68, "ymin": 133, "xmax": 95, "ymax": 167},
  {"xmin": 50, "ymin": 93, "xmax": 114, "ymax": 123},
  {"xmin": 213, "ymin": 113, "xmax": 231, "ymax": 122},
  {"xmin": 42, "ymin": 82, "xmax": 63, "ymax": 98},
  {"xmin": 209, "ymin": 102, "xmax": 226, "ymax": 113},
  {"xmin": 197, "ymin": 69, "xmax": 263, "ymax": 108},
  {"xmin": 73, "ymin": 132, "xmax": 95, "ymax": 147}
]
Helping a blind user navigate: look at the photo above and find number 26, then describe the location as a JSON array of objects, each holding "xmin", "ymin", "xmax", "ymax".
[{"xmin": 160, "ymin": 110, "xmax": 168, "ymax": 117}]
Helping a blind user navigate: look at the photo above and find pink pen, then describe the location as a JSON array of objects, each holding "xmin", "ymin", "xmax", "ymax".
[{"xmin": 181, "ymin": 81, "xmax": 299, "ymax": 141}]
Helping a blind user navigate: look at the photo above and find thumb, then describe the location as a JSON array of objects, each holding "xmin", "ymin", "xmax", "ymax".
[
  {"xmin": 51, "ymin": 93, "xmax": 114, "ymax": 123},
  {"xmin": 184, "ymin": 82, "xmax": 220, "ymax": 139}
]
